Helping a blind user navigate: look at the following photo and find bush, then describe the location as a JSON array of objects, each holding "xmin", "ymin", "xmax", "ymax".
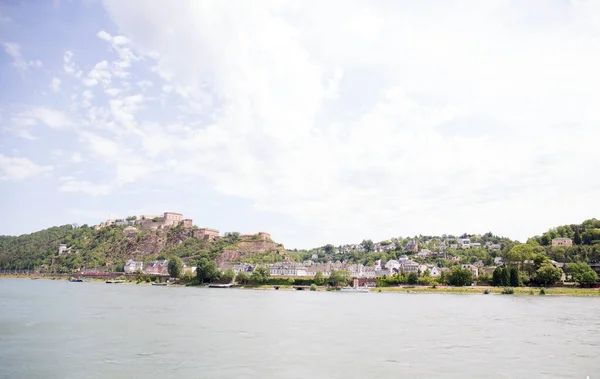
[
  {"xmin": 235, "ymin": 271, "xmax": 250, "ymax": 285},
  {"xmin": 483, "ymin": 288, "xmax": 490, "ymax": 294},
  {"xmin": 447, "ymin": 267, "xmax": 473, "ymax": 287},
  {"xmin": 501, "ymin": 287, "xmax": 515, "ymax": 294},
  {"xmin": 539, "ymin": 288, "xmax": 546, "ymax": 295},
  {"xmin": 310, "ymin": 284, "xmax": 317, "ymax": 291}
]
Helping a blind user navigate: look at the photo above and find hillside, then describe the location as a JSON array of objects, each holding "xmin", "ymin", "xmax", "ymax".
[
  {"xmin": 0, "ymin": 223, "xmax": 285, "ymax": 272},
  {"xmin": 288, "ymin": 219, "xmax": 600, "ymax": 266},
  {"xmin": 2, "ymin": 218, "xmax": 599, "ymax": 272}
]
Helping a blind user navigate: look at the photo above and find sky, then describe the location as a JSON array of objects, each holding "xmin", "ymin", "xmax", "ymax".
[{"xmin": 1, "ymin": 0, "xmax": 600, "ymax": 249}]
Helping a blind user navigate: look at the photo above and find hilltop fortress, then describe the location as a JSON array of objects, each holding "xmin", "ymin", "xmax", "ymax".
[{"xmin": 93, "ymin": 211, "xmax": 271, "ymax": 242}]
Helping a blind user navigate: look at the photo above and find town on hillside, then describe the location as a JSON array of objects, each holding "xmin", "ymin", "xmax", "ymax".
[
  {"xmin": 117, "ymin": 226, "xmax": 600, "ymax": 288},
  {"xmin": 3, "ymin": 213, "xmax": 600, "ymax": 288}
]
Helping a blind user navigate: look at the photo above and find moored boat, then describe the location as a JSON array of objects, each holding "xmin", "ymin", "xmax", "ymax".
[
  {"xmin": 69, "ymin": 278, "xmax": 84, "ymax": 282},
  {"xmin": 151, "ymin": 283, "xmax": 167, "ymax": 286},
  {"xmin": 340, "ymin": 286, "xmax": 369, "ymax": 293},
  {"xmin": 208, "ymin": 283, "xmax": 233, "ymax": 288}
]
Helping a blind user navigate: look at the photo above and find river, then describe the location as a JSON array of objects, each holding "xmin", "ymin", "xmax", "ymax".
[{"xmin": 0, "ymin": 279, "xmax": 599, "ymax": 378}]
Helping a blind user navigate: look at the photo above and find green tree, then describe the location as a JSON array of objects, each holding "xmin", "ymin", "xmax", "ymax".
[
  {"xmin": 313, "ymin": 271, "xmax": 325, "ymax": 285},
  {"xmin": 533, "ymin": 253, "xmax": 550, "ymax": 269},
  {"xmin": 181, "ymin": 270, "xmax": 195, "ymax": 283},
  {"xmin": 507, "ymin": 244, "xmax": 533, "ymax": 266},
  {"xmin": 566, "ymin": 262, "xmax": 599, "ymax": 286},
  {"xmin": 251, "ymin": 266, "xmax": 271, "ymax": 284},
  {"xmin": 323, "ymin": 244, "xmax": 335, "ymax": 254},
  {"xmin": 196, "ymin": 258, "xmax": 221, "ymax": 283},
  {"xmin": 535, "ymin": 263, "xmax": 562, "ymax": 286},
  {"xmin": 579, "ymin": 270, "xmax": 599, "ymax": 286},
  {"xmin": 502, "ymin": 266, "xmax": 511, "ymax": 286},
  {"xmin": 509, "ymin": 266, "xmax": 521, "ymax": 287},
  {"xmin": 582, "ymin": 229, "xmax": 600, "ymax": 245},
  {"xmin": 361, "ymin": 239, "xmax": 374, "ymax": 252},
  {"xmin": 573, "ymin": 229, "xmax": 582, "ymax": 245},
  {"xmin": 329, "ymin": 270, "xmax": 351, "ymax": 286},
  {"xmin": 407, "ymin": 272, "xmax": 418, "ymax": 285},
  {"xmin": 167, "ymin": 256, "xmax": 183, "ymax": 278},
  {"xmin": 221, "ymin": 269, "xmax": 235, "ymax": 283},
  {"xmin": 492, "ymin": 267, "xmax": 503, "ymax": 286},
  {"xmin": 235, "ymin": 271, "xmax": 250, "ymax": 285},
  {"xmin": 447, "ymin": 267, "xmax": 473, "ymax": 286}
]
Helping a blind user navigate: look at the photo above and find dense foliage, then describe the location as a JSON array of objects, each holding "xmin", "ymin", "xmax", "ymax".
[
  {"xmin": 1, "ymin": 219, "xmax": 599, "ymax": 288},
  {"xmin": 167, "ymin": 256, "xmax": 183, "ymax": 278}
]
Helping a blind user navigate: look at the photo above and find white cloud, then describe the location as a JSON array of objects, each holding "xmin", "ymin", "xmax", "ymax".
[
  {"xmin": 78, "ymin": 131, "xmax": 121, "ymax": 162},
  {"xmin": 0, "ymin": 154, "xmax": 53, "ymax": 180},
  {"xmin": 137, "ymin": 80, "xmax": 153, "ymax": 89},
  {"xmin": 97, "ymin": 30, "xmax": 112, "ymax": 41},
  {"xmin": 6, "ymin": 117, "xmax": 38, "ymax": 140},
  {"xmin": 63, "ymin": 50, "xmax": 82, "ymax": 77},
  {"xmin": 5, "ymin": 2, "xmax": 597, "ymax": 245},
  {"xmin": 71, "ymin": 152, "xmax": 83, "ymax": 163},
  {"xmin": 2, "ymin": 42, "xmax": 42, "ymax": 72},
  {"xmin": 20, "ymin": 107, "xmax": 74, "ymax": 129},
  {"xmin": 59, "ymin": 177, "xmax": 112, "ymax": 196},
  {"xmin": 94, "ymin": 0, "xmax": 600, "ymax": 247},
  {"xmin": 82, "ymin": 90, "xmax": 94, "ymax": 107},
  {"xmin": 83, "ymin": 60, "xmax": 111, "ymax": 87},
  {"xmin": 50, "ymin": 77, "xmax": 61, "ymax": 92},
  {"xmin": 104, "ymin": 88, "xmax": 122, "ymax": 97}
]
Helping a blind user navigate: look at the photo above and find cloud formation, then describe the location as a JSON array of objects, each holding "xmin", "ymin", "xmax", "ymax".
[
  {"xmin": 2, "ymin": 1, "xmax": 600, "ymax": 246},
  {"xmin": 2, "ymin": 42, "xmax": 41, "ymax": 72},
  {"xmin": 0, "ymin": 154, "xmax": 52, "ymax": 181}
]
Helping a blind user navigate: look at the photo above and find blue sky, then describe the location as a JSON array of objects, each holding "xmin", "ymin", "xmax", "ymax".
[{"xmin": 1, "ymin": 0, "xmax": 600, "ymax": 248}]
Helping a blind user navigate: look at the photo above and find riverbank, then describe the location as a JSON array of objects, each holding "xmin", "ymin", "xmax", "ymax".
[
  {"xmin": 375, "ymin": 285, "xmax": 600, "ymax": 296},
  {"xmin": 3, "ymin": 275, "xmax": 600, "ymax": 296}
]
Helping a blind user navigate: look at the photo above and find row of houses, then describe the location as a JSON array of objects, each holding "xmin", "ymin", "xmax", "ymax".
[
  {"xmin": 218, "ymin": 255, "xmax": 443, "ymax": 279},
  {"xmin": 126, "ymin": 258, "xmax": 582, "ymax": 282},
  {"xmin": 334, "ymin": 238, "xmax": 504, "ymax": 256},
  {"xmin": 123, "ymin": 259, "xmax": 196, "ymax": 275}
]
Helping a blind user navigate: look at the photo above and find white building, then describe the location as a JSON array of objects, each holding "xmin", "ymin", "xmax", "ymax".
[
  {"xmin": 458, "ymin": 238, "xmax": 471, "ymax": 249},
  {"xmin": 419, "ymin": 264, "xmax": 441, "ymax": 277},
  {"xmin": 233, "ymin": 263, "xmax": 255, "ymax": 275},
  {"xmin": 461, "ymin": 264, "xmax": 479, "ymax": 277},
  {"xmin": 270, "ymin": 262, "xmax": 308, "ymax": 276},
  {"xmin": 58, "ymin": 244, "xmax": 69, "ymax": 255},
  {"xmin": 399, "ymin": 259, "xmax": 420, "ymax": 273},
  {"xmin": 124, "ymin": 259, "xmax": 143, "ymax": 273}
]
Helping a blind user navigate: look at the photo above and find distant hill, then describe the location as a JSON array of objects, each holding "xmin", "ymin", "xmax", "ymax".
[
  {"xmin": 529, "ymin": 218, "xmax": 600, "ymax": 246},
  {"xmin": 2, "ymin": 218, "xmax": 599, "ymax": 272},
  {"xmin": 0, "ymin": 223, "xmax": 285, "ymax": 272}
]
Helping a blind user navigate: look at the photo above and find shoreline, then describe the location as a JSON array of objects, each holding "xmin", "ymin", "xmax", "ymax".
[{"xmin": 3, "ymin": 275, "xmax": 600, "ymax": 296}]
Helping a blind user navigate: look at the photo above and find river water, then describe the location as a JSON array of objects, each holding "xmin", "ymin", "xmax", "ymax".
[{"xmin": 0, "ymin": 279, "xmax": 599, "ymax": 379}]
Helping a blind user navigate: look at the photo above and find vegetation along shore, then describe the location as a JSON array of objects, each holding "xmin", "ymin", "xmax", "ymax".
[{"xmin": 1, "ymin": 213, "xmax": 599, "ymax": 295}]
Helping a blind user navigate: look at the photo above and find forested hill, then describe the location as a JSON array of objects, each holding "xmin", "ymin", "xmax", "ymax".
[
  {"xmin": 0, "ymin": 223, "xmax": 285, "ymax": 272},
  {"xmin": 529, "ymin": 218, "xmax": 600, "ymax": 246},
  {"xmin": 289, "ymin": 219, "xmax": 600, "ymax": 266},
  {"xmin": 1, "ymin": 218, "xmax": 600, "ymax": 272}
]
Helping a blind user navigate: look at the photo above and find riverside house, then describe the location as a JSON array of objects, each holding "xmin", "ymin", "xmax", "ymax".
[
  {"xmin": 124, "ymin": 259, "xmax": 143, "ymax": 273},
  {"xmin": 145, "ymin": 260, "xmax": 169, "ymax": 275}
]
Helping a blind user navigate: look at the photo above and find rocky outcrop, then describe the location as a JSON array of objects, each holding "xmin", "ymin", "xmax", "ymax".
[{"xmin": 216, "ymin": 241, "xmax": 287, "ymax": 267}]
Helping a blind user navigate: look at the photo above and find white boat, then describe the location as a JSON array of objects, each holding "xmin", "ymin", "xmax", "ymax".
[
  {"xmin": 340, "ymin": 286, "xmax": 369, "ymax": 293},
  {"xmin": 208, "ymin": 283, "xmax": 233, "ymax": 288}
]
